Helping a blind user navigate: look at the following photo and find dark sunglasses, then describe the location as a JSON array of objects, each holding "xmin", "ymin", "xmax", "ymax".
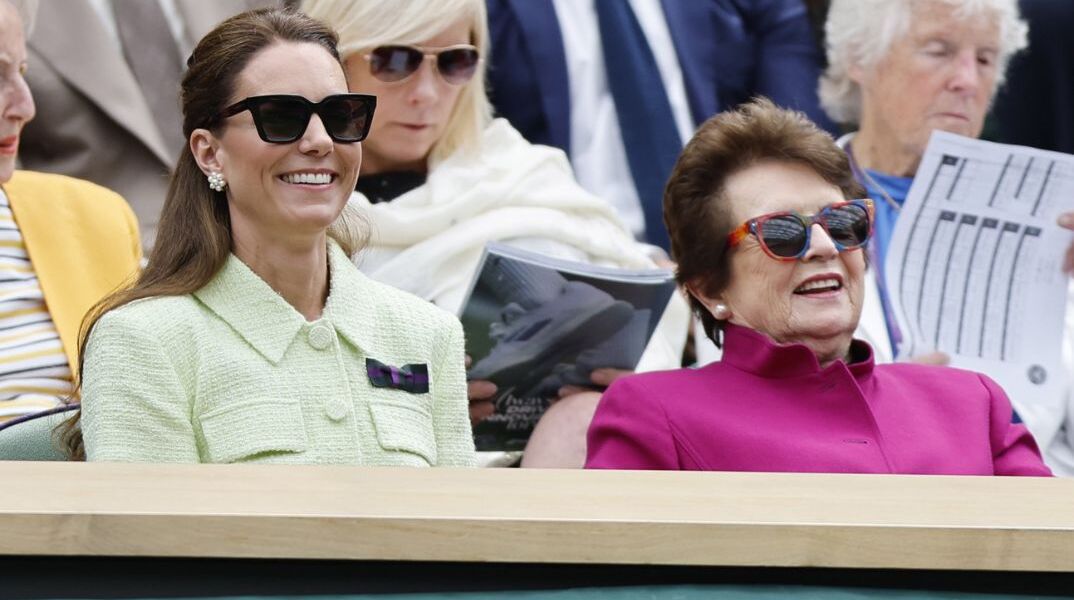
[
  {"xmin": 726, "ymin": 199, "xmax": 874, "ymax": 261},
  {"xmin": 216, "ymin": 94, "xmax": 376, "ymax": 144},
  {"xmin": 365, "ymin": 44, "xmax": 480, "ymax": 85}
]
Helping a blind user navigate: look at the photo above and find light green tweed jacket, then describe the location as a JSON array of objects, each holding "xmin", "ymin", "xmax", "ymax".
[{"xmin": 81, "ymin": 241, "xmax": 475, "ymax": 466}]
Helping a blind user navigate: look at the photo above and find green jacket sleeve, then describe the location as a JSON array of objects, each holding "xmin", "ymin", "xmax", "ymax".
[
  {"xmin": 431, "ymin": 317, "xmax": 476, "ymax": 466},
  {"xmin": 81, "ymin": 309, "xmax": 198, "ymax": 463}
]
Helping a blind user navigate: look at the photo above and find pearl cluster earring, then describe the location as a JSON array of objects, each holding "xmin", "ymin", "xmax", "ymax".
[{"xmin": 207, "ymin": 171, "xmax": 226, "ymax": 192}]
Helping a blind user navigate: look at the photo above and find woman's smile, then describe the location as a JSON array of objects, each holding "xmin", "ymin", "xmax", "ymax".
[
  {"xmin": 277, "ymin": 168, "xmax": 339, "ymax": 187},
  {"xmin": 792, "ymin": 273, "xmax": 846, "ymax": 298}
]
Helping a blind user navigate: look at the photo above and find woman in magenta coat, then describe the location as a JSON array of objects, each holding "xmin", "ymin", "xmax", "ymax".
[{"xmin": 584, "ymin": 99, "xmax": 1051, "ymax": 476}]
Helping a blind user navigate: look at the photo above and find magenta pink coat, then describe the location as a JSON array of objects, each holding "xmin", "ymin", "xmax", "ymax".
[{"xmin": 586, "ymin": 324, "xmax": 1051, "ymax": 476}]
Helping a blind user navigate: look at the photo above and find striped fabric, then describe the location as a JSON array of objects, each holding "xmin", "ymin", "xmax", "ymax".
[{"xmin": 0, "ymin": 190, "xmax": 73, "ymax": 423}]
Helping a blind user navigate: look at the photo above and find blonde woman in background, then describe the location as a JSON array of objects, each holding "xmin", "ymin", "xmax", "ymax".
[{"xmin": 301, "ymin": 0, "xmax": 689, "ymax": 467}]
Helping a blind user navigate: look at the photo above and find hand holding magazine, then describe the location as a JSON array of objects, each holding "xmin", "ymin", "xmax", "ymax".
[{"xmin": 460, "ymin": 243, "xmax": 677, "ymax": 452}]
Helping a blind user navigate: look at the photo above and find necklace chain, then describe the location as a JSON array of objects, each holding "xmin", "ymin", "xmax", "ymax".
[{"xmin": 846, "ymin": 140, "xmax": 902, "ymax": 214}]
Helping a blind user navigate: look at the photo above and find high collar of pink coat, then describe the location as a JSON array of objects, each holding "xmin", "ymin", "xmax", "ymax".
[{"xmin": 720, "ymin": 323, "xmax": 876, "ymax": 380}]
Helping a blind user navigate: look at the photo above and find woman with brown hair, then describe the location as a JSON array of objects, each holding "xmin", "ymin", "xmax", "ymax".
[
  {"xmin": 585, "ymin": 99, "xmax": 1050, "ymax": 476},
  {"xmin": 71, "ymin": 8, "xmax": 474, "ymax": 466}
]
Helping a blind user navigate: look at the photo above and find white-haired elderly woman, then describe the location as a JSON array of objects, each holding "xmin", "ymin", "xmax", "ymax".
[
  {"xmin": 300, "ymin": 0, "xmax": 689, "ymax": 467},
  {"xmin": 820, "ymin": 0, "xmax": 1074, "ymax": 475}
]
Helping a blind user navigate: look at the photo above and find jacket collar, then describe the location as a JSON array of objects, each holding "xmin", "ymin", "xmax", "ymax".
[
  {"xmin": 323, "ymin": 242, "xmax": 380, "ymax": 356},
  {"xmin": 194, "ymin": 240, "xmax": 377, "ymax": 364},
  {"xmin": 719, "ymin": 323, "xmax": 875, "ymax": 379}
]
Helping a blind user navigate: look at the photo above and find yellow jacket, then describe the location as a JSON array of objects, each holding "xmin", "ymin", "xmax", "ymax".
[{"xmin": 2, "ymin": 170, "xmax": 142, "ymax": 375}]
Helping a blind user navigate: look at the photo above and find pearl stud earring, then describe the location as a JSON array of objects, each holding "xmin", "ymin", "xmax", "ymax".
[{"xmin": 713, "ymin": 303, "xmax": 731, "ymax": 319}]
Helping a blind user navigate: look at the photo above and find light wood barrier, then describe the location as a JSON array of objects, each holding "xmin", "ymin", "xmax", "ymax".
[{"xmin": 1, "ymin": 462, "xmax": 1072, "ymax": 572}]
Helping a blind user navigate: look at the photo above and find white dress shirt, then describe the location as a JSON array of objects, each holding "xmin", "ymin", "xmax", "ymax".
[{"xmin": 551, "ymin": 0, "xmax": 694, "ymax": 239}]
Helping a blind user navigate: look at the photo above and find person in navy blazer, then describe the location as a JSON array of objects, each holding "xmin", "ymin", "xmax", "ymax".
[{"xmin": 486, "ymin": 0, "xmax": 838, "ymax": 159}]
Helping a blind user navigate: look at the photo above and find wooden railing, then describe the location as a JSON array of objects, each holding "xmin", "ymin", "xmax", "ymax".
[{"xmin": 2, "ymin": 462, "xmax": 1072, "ymax": 572}]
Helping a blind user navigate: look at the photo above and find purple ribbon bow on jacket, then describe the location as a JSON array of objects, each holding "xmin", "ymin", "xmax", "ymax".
[{"xmin": 366, "ymin": 358, "xmax": 429, "ymax": 394}]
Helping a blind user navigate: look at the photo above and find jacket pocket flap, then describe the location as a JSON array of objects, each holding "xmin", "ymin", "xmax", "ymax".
[
  {"xmin": 198, "ymin": 399, "xmax": 308, "ymax": 463},
  {"xmin": 368, "ymin": 400, "xmax": 437, "ymax": 465}
]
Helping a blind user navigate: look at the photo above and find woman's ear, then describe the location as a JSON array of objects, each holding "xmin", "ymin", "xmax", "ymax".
[
  {"xmin": 189, "ymin": 128, "xmax": 223, "ymax": 177},
  {"xmin": 685, "ymin": 280, "xmax": 732, "ymax": 321}
]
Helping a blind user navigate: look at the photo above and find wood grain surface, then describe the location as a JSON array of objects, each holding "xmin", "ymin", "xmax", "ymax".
[{"xmin": 1, "ymin": 462, "xmax": 1071, "ymax": 571}]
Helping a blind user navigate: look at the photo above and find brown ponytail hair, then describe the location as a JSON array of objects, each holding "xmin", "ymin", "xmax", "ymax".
[{"xmin": 60, "ymin": 8, "xmax": 361, "ymax": 459}]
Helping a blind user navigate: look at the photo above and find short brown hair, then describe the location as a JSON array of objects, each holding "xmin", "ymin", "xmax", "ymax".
[{"xmin": 663, "ymin": 98, "xmax": 864, "ymax": 345}]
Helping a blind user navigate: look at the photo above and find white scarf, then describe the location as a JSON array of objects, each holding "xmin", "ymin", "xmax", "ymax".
[{"xmin": 351, "ymin": 119, "xmax": 687, "ymax": 371}]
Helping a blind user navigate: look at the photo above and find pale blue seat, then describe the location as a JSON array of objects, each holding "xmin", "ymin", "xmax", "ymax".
[{"xmin": 0, "ymin": 404, "xmax": 77, "ymax": 460}]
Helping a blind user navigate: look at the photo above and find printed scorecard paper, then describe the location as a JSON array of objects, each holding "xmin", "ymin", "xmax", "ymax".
[{"xmin": 885, "ymin": 131, "xmax": 1073, "ymax": 438}]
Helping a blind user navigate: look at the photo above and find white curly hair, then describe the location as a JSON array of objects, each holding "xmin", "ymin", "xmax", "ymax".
[{"xmin": 819, "ymin": 0, "xmax": 1028, "ymax": 125}]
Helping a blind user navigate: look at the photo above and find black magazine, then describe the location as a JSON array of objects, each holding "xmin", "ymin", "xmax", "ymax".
[{"xmin": 460, "ymin": 243, "xmax": 677, "ymax": 452}]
